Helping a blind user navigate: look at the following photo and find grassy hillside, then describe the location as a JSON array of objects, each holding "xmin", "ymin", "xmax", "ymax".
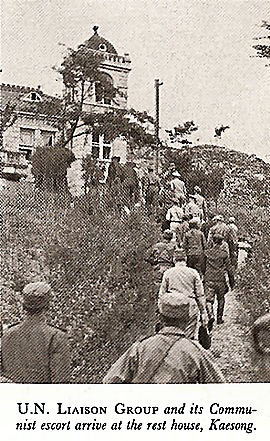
[{"xmin": 1, "ymin": 182, "xmax": 159, "ymax": 382}]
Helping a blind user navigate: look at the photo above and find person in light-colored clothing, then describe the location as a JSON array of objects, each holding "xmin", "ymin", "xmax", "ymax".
[
  {"xmin": 170, "ymin": 171, "xmax": 186, "ymax": 204},
  {"xmin": 184, "ymin": 195, "xmax": 202, "ymax": 220},
  {"xmin": 158, "ymin": 249, "xmax": 208, "ymax": 338},
  {"xmin": 103, "ymin": 292, "xmax": 224, "ymax": 384},
  {"xmin": 166, "ymin": 198, "xmax": 184, "ymax": 239}
]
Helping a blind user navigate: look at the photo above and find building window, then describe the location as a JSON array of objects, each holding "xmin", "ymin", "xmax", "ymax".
[
  {"xmin": 95, "ymin": 72, "xmax": 113, "ymax": 105},
  {"xmin": 103, "ymin": 146, "xmax": 111, "ymax": 160},
  {"xmin": 92, "ymin": 146, "xmax": 100, "ymax": 158},
  {"xmin": 41, "ymin": 130, "xmax": 55, "ymax": 146},
  {"xmin": 19, "ymin": 147, "xmax": 32, "ymax": 161},
  {"xmin": 92, "ymin": 131, "xmax": 100, "ymax": 144},
  {"xmin": 23, "ymin": 91, "xmax": 42, "ymax": 102},
  {"xmin": 20, "ymin": 128, "xmax": 35, "ymax": 146},
  {"xmin": 99, "ymin": 43, "xmax": 107, "ymax": 52}
]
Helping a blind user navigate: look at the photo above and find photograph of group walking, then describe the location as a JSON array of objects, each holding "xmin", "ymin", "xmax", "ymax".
[{"xmin": 1, "ymin": 0, "xmax": 270, "ymax": 384}]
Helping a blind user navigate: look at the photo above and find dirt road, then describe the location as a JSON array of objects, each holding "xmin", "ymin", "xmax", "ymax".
[{"xmin": 210, "ymin": 288, "xmax": 254, "ymax": 382}]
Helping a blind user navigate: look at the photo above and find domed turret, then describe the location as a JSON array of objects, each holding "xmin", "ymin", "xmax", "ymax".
[{"xmin": 84, "ymin": 26, "xmax": 118, "ymax": 54}]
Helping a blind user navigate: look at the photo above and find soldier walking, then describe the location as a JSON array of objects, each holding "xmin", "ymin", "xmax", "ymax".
[
  {"xmin": 103, "ymin": 293, "xmax": 224, "ymax": 383},
  {"xmin": 1, "ymin": 282, "xmax": 71, "ymax": 383},
  {"xmin": 204, "ymin": 234, "xmax": 235, "ymax": 329},
  {"xmin": 145, "ymin": 230, "xmax": 176, "ymax": 283},
  {"xmin": 183, "ymin": 218, "xmax": 206, "ymax": 276},
  {"xmin": 158, "ymin": 249, "xmax": 208, "ymax": 339},
  {"xmin": 143, "ymin": 166, "xmax": 160, "ymax": 215}
]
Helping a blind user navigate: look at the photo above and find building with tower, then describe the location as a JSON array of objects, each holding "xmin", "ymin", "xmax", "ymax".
[
  {"xmin": 1, "ymin": 26, "xmax": 132, "ymax": 189},
  {"xmin": 67, "ymin": 26, "xmax": 132, "ymax": 194}
]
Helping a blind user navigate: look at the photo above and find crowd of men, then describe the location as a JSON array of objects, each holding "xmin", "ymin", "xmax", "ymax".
[{"xmin": 0, "ymin": 161, "xmax": 260, "ymax": 385}]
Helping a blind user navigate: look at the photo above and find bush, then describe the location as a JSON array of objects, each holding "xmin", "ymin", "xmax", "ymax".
[
  {"xmin": 1, "ymin": 182, "xmax": 160, "ymax": 382},
  {"xmin": 32, "ymin": 146, "xmax": 75, "ymax": 191}
]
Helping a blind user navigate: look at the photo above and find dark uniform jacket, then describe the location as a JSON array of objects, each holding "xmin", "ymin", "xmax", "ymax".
[
  {"xmin": 146, "ymin": 241, "xmax": 176, "ymax": 266},
  {"xmin": 1, "ymin": 317, "xmax": 71, "ymax": 383},
  {"xmin": 183, "ymin": 228, "xmax": 206, "ymax": 256},
  {"xmin": 204, "ymin": 245, "xmax": 234, "ymax": 287}
]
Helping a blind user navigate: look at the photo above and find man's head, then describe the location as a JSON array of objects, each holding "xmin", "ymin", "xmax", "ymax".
[
  {"xmin": 23, "ymin": 282, "xmax": 52, "ymax": 315},
  {"xmin": 173, "ymin": 248, "xmax": 187, "ymax": 264},
  {"xmin": 212, "ymin": 234, "xmax": 224, "ymax": 245},
  {"xmin": 163, "ymin": 229, "xmax": 173, "ymax": 241},
  {"xmin": 229, "ymin": 216, "xmax": 236, "ymax": 224},
  {"xmin": 194, "ymin": 186, "xmax": 201, "ymax": 194},
  {"xmin": 172, "ymin": 171, "xmax": 181, "ymax": 178},
  {"xmin": 158, "ymin": 292, "xmax": 190, "ymax": 328}
]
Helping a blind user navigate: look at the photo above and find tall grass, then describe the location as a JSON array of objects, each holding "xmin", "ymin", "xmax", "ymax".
[{"xmin": 1, "ymin": 182, "xmax": 160, "ymax": 382}]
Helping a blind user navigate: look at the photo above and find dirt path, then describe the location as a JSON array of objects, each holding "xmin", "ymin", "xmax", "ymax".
[{"xmin": 209, "ymin": 288, "xmax": 254, "ymax": 382}]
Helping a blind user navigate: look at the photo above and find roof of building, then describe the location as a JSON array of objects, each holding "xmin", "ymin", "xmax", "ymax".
[
  {"xmin": 83, "ymin": 26, "xmax": 118, "ymax": 55},
  {"xmin": 1, "ymin": 83, "xmax": 62, "ymax": 117}
]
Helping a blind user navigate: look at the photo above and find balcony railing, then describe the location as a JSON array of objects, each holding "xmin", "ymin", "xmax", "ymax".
[{"xmin": 0, "ymin": 150, "xmax": 29, "ymax": 170}]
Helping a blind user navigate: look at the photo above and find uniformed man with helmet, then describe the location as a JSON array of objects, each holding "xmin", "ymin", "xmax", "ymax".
[{"xmin": 1, "ymin": 282, "xmax": 71, "ymax": 383}]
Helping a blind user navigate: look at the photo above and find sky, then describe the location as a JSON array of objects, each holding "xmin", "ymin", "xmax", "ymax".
[{"xmin": 1, "ymin": 0, "xmax": 270, "ymax": 159}]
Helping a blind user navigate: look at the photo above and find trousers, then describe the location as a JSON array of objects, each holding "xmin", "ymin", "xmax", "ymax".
[{"xmin": 205, "ymin": 281, "xmax": 228, "ymax": 320}]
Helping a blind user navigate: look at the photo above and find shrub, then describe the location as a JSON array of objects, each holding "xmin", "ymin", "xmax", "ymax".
[
  {"xmin": 1, "ymin": 182, "xmax": 160, "ymax": 382},
  {"xmin": 31, "ymin": 146, "xmax": 75, "ymax": 191}
]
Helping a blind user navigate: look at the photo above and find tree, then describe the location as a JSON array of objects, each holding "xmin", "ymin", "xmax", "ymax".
[
  {"xmin": 0, "ymin": 103, "xmax": 18, "ymax": 148},
  {"xmin": 214, "ymin": 125, "xmax": 230, "ymax": 138},
  {"xmin": 54, "ymin": 44, "xmax": 118, "ymax": 148},
  {"xmin": 253, "ymin": 21, "xmax": 270, "ymax": 62},
  {"xmin": 54, "ymin": 43, "xmax": 156, "ymax": 157},
  {"xmin": 31, "ymin": 146, "xmax": 75, "ymax": 191},
  {"xmin": 165, "ymin": 120, "xmax": 198, "ymax": 145}
]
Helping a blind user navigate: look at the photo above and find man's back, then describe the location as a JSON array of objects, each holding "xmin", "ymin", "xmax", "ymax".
[
  {"xmin": 183, "ymin": 228, "xmax": 206, "ymax": 256},
  {"xmin": 159, "ymin": 264, "xmax": 203, "ymax": 300},
  {"xmin": 171, "ymin": 178, "xmax": 186, "ymax": 195},
  {"xmin": 185, "ymin": 202, "xmax": 201, "ymax": 218},
  {"xmin": 204, "ymin": 245, "xmax": 231, "ymax": 283},
  {"xmin": 209, "ymin": 222, "xmax": 229, "ymax": 241},
  {"xmin": 166, "ymin": 205, "xmax": 183, "ymax": 222},
  {"xmin": 194, "ymin": 194, "xmax": 205, "ymax": 210},
  {"xmin": 2, "ymin": 318, "xmax": 71, "ymax": 383},
  {"xmin": 103, "ymin": 327, "xmax": 224, "ymax": 384}
]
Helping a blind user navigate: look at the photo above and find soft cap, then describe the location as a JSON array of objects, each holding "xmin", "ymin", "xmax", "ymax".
[
  {"xmin": 158, "ymin": 292, "xmax": 190, "ymax": 319},
  {"xmin": 23, "ymin": 282, "xmax": 51, "ymax": 313}
]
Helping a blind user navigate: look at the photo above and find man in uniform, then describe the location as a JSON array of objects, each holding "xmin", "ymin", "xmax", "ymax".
[
  {"xmin": 183, "ymin": 218, "xmax": 206, "ymax": 276},
  {"xmin": 170, "ymin": 171, "xmax": 186, "ymax": 204},
  {"xmin": 143, "ymin": 166, "xmax": 160, "ymax": 214},
  {"xmin": 165, "ymin": 197, "xmax": 184, "ymax": 239},
  {"xmin": 204, "ymin": 234, "xmax": 235, "ymax": 329},
  {"xmin": 184, "ymin": 194, "xmax": 202, "ymax": 220},
  {"xmin": 146, "ymin": 230, "xmax": 176, "ymax": 283},
  {"xmin": 159, "ymin": 249, "xmax": 208, "ymax": 338},
  {"xmin": 103, "ymin": 292, "xmax": 224, "ymax": 383},
  {"xmin": 1, "ymin": 282, "xmax": 71, "ymax": 383},
  {"xmin": 207, "ymin": 214, "xmax": 231, "ymax": 253}
]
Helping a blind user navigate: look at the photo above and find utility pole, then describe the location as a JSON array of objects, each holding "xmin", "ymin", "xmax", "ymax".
[{"xmin": 154, "ymin": 79, "xmax": 163, "ymax": 173}]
